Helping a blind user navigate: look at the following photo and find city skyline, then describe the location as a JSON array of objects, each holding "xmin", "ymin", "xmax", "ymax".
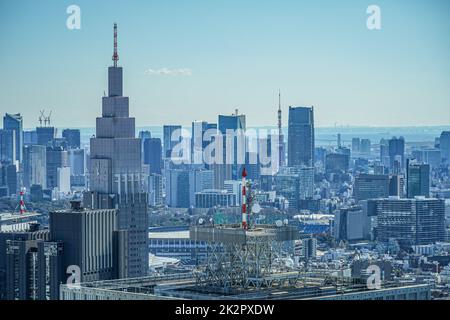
[
  {"xmin": 1, "ymin": 0, "xmax": 450, "ymax": 128},
  {"xmin": 1, "ymin": 2, "xmax": 450, "ymax": 304}
]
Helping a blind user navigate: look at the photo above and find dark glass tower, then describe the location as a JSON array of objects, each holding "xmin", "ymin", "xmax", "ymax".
[
  {"xmin": 406, "ymin": 159, "xmax": 430, "ymax": 198},
  {"xmin": 388, "ymin": 137, "xmax": 405, "ymax": 172},
  {"xmin": 3, "ymin": 113, "xmax": 23, "ymax": 162},
  {"xmin": 218, "ymin": 111, "xmax": 246, "ymax": 180},
  {"xmin": 143, "ymin": 138, "xmax": 162, "ymax": 174},
  {"xmin": 288, "ymin": 106, "xmax": 315, "ymax": 167}
]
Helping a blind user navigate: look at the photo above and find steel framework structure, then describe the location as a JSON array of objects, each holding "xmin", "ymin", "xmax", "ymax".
[{"xmin": 190, "ymin": 225, "xmax": 300, "ymax": 292}]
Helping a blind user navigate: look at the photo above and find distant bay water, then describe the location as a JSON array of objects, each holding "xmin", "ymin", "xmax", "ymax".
[{"xmin": 41, "ymin": 125, "xmax": 450, "ymax": 148}]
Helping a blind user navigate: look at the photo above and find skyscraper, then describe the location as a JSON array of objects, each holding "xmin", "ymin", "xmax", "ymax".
[
  {"xmin": 380, "ymin": 138, "xmax": 390, "ymax": 168},
  {"xmin": 191, "ymin": 121, "xmax": 217, "ymax": 165},
  {"xmin": 325, "ymin": 153, "xmax": 349, "ymax": 174},
  {"xmin": 138, "ymin": 130, "xmax": 151, "ymax": 160},
  {"xmin": 299, "ymin": 166, "xmax": 314, "ymax": 200},
  {"xmin": 360, "ymin": 139, "xmax": 371, "ymax": 156},
  {"xmin": 288, "ymin": 106, "xmax": 315, "ymax": 167},
  {"xmin": 69, "ymin": 148, "xmax": 85, "ymax": 176},
  {"xmin": 84, "ymin": 24, "xmax": 148, "ymax": 278},
  {"xmin": 412, "ymin": 149, "xmax": 442, "ymax": 168},
  {"xmin": 388, "ymin": 137, "xmax": 405, "ymax": 172},
  {"xmin": 143, "ymin": 137, "xmax": 162, "ymax": 174},
  {"xmin": 440, "ymin": 131, "xmax": 450, "ymax": 163},
  {"xmin": 36, "ymin": 127, "xmax": 56, "ymax": 146},
  {"xmin": 0, "ymin": 130, "xmax": 16, "ymax": 164},
  {"xmin": 0, "ymin": 164, "xmax": 17, "ymax": 196},
  {"xmin": 62, "ymin": 129, "xmax": 81, "ymax": 149},
  {"xmin": 218, "ymin": 110, "xmax": 246, "ymax": 180},
  {"xmin": 406, "ymin": 160, "xmax": 430, "ymax": 199},
  {"xmin": 49, "ymin": 201, "xmax": 123, "ymax": 284},
  {"xmin": 3, "ymin": 113, "xmax": 23, "ymax": 162},
  {"xmin": 148, "ymin": 173, "xmax": 163, "ymax": 207},
  {"xmin": 46, "ymin": 146, "xmax": 69, "ymax": 190},
  {"xmin": 165, "ymin": 168, "xmax": 190, "ymax": 208},
  {"xmin": 352, "ymin": 138, "xmax": 360, "ymax": 153},
  {"xmin": 163, "ymin": 125, "xmax": 182, "ymax": 158},
  {"xmin": 23, "ymin": 145, "xmax": 47, "ymax": 189}
]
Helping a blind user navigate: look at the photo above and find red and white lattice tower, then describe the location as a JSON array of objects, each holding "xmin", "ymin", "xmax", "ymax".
[{"xmin": 241, "ymin": 167, "xmax": 248, "ymax": 230}]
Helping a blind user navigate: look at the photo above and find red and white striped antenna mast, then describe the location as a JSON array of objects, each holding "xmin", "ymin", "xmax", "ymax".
[
  {"xmin": 241, "ymin": 167, "xmax": 248, "ymax": 230},
  {"xmin": 14, "ymin": 188, "xmax": 27, "ymax": 215},
  {"xmin": 112, "ymin": 23, "xmax": 119, "ymax": 67}
]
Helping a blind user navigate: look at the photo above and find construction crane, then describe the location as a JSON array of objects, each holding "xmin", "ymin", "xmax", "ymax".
[
  {"xmin": 45, "ymin": 110, "xmax": 52, "ymax": 126},
  {"xmin": 39, "ymin": 110, "xmax": 45, "ymax": 126}
]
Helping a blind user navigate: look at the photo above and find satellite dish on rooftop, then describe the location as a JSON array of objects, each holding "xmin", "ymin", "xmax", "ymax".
[
  {"xmin": 252, "ymin": 203, "xmax": 261, "ymax": 214},
  {"xmin": 283, "ymin": 219, "xmax": 289, "ymax": 225},
  {"xmin": 275, "ymin": 220, "xmax": 283, "ymax": 227},
  {"xmin": 198, "ymin": 218, "xmax": 204, "ymax": 225}
]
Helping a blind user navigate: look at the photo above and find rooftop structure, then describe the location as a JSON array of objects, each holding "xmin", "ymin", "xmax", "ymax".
[
  {"xmin": 59, "ymin": 272, "xmax": 432, "ymax": 300},
  {"xmin": 190, "ymin": 224, "xmax": 300, "ymax": 292}
]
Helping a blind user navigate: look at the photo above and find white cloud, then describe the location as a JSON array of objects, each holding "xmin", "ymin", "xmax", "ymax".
[{"xmin": 144, "ymin": 68, "xmax": 192, "ymax": 76}]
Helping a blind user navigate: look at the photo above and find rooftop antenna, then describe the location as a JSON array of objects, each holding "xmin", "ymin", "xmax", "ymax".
[
  {"xmin": 241, "ymin": 167, "xmax": 248, "ymax": 230},
  {"xmin": 277, "ymin": 90, "xmax": 283, "ymax": 167},
  {"xmin": 277, "ymin": 89, "xmax": 282, "ymax": 135},
  {"xmin": 112, "ymin": 23, "xmax": 119, "ymax": 67},
  {"xmin": 14, "ymin": 188, "xmax": 27, "ymax": 215}
]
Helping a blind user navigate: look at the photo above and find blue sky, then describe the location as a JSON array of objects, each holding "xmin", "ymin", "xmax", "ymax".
[{"xmin": 1, "ymin": 0, "xmax": 450, "ymax": 129}]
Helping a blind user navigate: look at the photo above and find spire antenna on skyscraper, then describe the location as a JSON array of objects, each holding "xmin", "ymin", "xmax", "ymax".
[
  {"xmin": 112, "ymin": 23, "xmax": 119, "ymax": 67},
  {"xmin": 278, "ymin": 89, "xmax": 281, "ymax": 111},
  {"xmin": 277, "ymin": 89, "xmax": 283, "ymax": 167}
]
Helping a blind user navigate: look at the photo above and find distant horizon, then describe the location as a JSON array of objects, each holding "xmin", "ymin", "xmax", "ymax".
[
  {"xmin": 24, "ymin": 124, "xmax": 448, "ymax": 146},
  {"xmin": 22, "ymin": 124, "xmax": 450, "ymax": 131}
]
